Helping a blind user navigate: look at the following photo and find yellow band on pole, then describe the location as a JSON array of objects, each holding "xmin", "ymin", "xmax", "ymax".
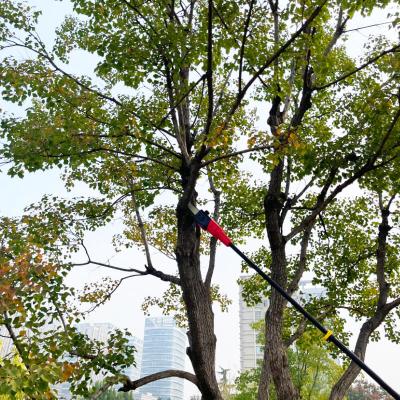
[{"xmin": 323, "ymin": 330, "xmax": 333, "ymax": 341}]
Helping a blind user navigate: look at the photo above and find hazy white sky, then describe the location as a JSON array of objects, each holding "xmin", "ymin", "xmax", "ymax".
[{"xmin": 0, "ymin": 1, "xmax": 399, "ymax": 397}]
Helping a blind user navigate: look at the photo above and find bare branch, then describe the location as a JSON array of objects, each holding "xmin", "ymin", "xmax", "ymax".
[
  {"xmin": 343, "ymin": 20, "xmax": 397, "ymax": 33},
  {"xmin": 74, "ymin": 242, "xmax": 180, "ymax": 284},
  {"xmin": 119, "ymin": 370, "xmax": 199, "ymax": 392}
]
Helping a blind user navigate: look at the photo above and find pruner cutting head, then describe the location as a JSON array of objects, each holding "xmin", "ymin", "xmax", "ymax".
[{"xmin": 188, "ymin": 202, "xmax": 232, "ymax": 246}]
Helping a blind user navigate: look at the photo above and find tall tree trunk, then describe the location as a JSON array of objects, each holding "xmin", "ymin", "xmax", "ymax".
[
  {"xmin": 329, "ymin": 316, "xmax": 383, "ymax": 400},
  {"xmin": 260, "ymin": 160, "xmax": 300, "ymax": 400},
  {"xmin": 175, "ymin": 165, "xmax": 222, "ymax": 400}
]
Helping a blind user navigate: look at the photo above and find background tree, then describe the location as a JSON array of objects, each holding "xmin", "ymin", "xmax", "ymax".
[
  {"xmin": 85, "ymin": 381, "xmax": 134, "ymax": 400},
  {"xmin": 0, "ymin": 1, "xmax": 399, "ymax": 400},
  {"xmin": 347, "ymin": 378, "xmax": 394, "ymax": 400}
]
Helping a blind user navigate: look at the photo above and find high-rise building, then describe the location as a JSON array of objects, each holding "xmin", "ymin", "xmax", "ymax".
[
  {"xmin": 139, "ymin": 316, "xmax": 186, "ymax": 400},
  {"xmin": 239, "ymin": 283, "xmax": 269, "ymax": 371},
  {"xmin": 125, "ymin": 335, "xmax": 144, "ymax": 382},
  {"xmin": 239, "ymin": 278, "xmax": 325, "ymax": 371}
]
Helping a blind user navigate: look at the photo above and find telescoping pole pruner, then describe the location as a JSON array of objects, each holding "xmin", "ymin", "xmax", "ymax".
[{"xmin": 188, "ymin": 203, "xmax": 400, "ymax": 400}]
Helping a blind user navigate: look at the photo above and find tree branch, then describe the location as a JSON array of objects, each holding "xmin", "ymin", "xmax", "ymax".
[
  {"xmin": 3, "ymin": 313, "xmax": 30, "ymax": 370},
  {"xmin": 73, "ymin": 242, "xmax": 180, "ymax": 284},
  {"xmin": 323, "ymin": 7, "xmax": 349, "ymax": 57},
  {"xmin": 205, "ymin": 168, "xmax": 221, "ymax": 288},
  {"xmin": 201, "ymin": 144, "xmax": 273, "ymax": 167},
  {"xmin": 238, "ymin": 0, "xmax": 256, "ymax": 94},
  {"xmin": 314, "ymin": 44, "xmax": 400, "ymax": 91},
  {"xmin": 119, "ymin": 369, "xmax": 199, "ymax": 392},
  {"xmin": 286, "ymin": 107, "xmax": 400, "ymax": 242},
  {"xmin": 226, "ymin": 0, "xmax": 327, "ymax": 123},
  {"xmin": 203, "ymin": 0, "xmax": 214, "ymax": 139}
]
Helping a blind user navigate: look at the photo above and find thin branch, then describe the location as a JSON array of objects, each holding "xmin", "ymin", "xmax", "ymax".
[
  {"xmin": 201, "ymin": 144, "xmax": 273, "ymax": 167},
  {"xmin": 17, "ymin": 41, "xmax": 123, "ymax": 108},
  {"xmin": 203, "ymin": 0, "xmax": 214, "ymax": 139},
  {"xmin": 164, "ymin": 59, "xmax": 191, "ymax": 163},
  {"xmin": 287, "ymin": 226, "xmax": 312, "ymax": 296},
  {"xmin": 343, "ymin": 20, "xmax": 397, "ymax": 33},
  {"xmin": 285, "ymin": 318, "xmax": 307, "ymax": 347},
  {"xmin": 212, "ymin": 4, "xmax": 269, "ymax": 90},
  {"xmin": 119, "ymin": 370, "xmax": 199, "ymax": 392},
  {"xmin": 39, "ymin": 147, "xmax": 179, "ymax": 171},
  {"xmin": 205, "ymin": 168, "xmax": 221, "ymax": 288},
  {"xmin": 268, "ymin": 0, "xmax": 280, "ymax": 79},
  {"xmin": 89, "ymin": 381, "xmax": 115, "ymax": 400},
  {"xmin": 287, "ymin": 107, "xmax": 400, "ymax": 242},
  {"xmin": 3, "ymin": 313, "xmax": 30, "ymax": 370},
  {"xmin": 292, "ymin": 177, "xmax": 316, "ymax": 204},
  {"xmin": 72, "ymin": 258, "xmax": 147, "ymax": 274},
  {"xmin": 157, "ymin": 73, "xmax": 207, "ymax": 137},
  {"xmin": 238, "ymin": 0, "xmax": 256, "ymax": 94},
  {"xmin": 314, "ymin": 44, "xmax": 400, "ymax": 91},
  {"xmin": 85, "ymin": 273, "xmax": 142, "ymax": 314},
  {"xmin": 130, "ymin": 189, "xmax": 153, "ymax": 269}
]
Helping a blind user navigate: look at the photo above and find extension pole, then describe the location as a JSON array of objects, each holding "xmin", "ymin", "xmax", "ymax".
[{"xmin": 188, "ymin": 203, "xmax": 400, "ymax": 400}]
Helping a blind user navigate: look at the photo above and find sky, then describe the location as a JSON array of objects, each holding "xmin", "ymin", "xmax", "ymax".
[{"xmin": 0, "ymin": 1, "xmax": 399, "ymax": 398}]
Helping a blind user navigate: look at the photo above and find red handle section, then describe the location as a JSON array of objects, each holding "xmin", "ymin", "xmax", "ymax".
[{"xmin": 207, "ymin": 220, "xmax": 232, "ymax": 246}]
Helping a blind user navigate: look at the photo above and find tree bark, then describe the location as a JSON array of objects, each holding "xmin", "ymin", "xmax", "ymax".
[
  {"xmin": 329, "ymin": 316, "xmax": 385, "ymax": 400},
  {"xmin": 175, "ymin": 164, "xmax": 222, "ymax": 400},
  {"xmin": 260, "ymin": 160, "xmax": 300, "ymax": 400}
]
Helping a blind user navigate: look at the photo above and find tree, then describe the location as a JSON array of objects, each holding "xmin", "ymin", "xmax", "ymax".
[
  {"xmin": 347, "ymin": 378, "xmax": 393, "ymax": 400},
  {"xmin": 0, "ymin": 1, "xmax": 399, "ymax": 400}
]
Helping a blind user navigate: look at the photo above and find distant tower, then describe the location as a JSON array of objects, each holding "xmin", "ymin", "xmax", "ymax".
[
  {"xmin": 239, "ymin": 281, "xmax": 269, "ymax": 370},
  {"xmin": 139, "ymin": 316, "xmax": 186, "ymax": 400},
  {"xmin": 124, "ymin": 335, "xmax": 143, "ymax": 382}
]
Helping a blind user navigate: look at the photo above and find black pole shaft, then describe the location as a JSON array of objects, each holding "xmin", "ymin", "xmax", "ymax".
[{"xmin": 230, "ymin": 243, "xmax": 400, "ymax": 400}]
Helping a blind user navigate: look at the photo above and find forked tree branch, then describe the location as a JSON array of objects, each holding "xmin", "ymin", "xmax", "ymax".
[{"xmin": 227, "ymin": 0, "xmax": 328, "ymax": 122}]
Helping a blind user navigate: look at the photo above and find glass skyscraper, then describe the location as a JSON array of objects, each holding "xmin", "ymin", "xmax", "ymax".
[{"xmin": 139, "ymin": 317, "xmax": 186, "ymax": 400}]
